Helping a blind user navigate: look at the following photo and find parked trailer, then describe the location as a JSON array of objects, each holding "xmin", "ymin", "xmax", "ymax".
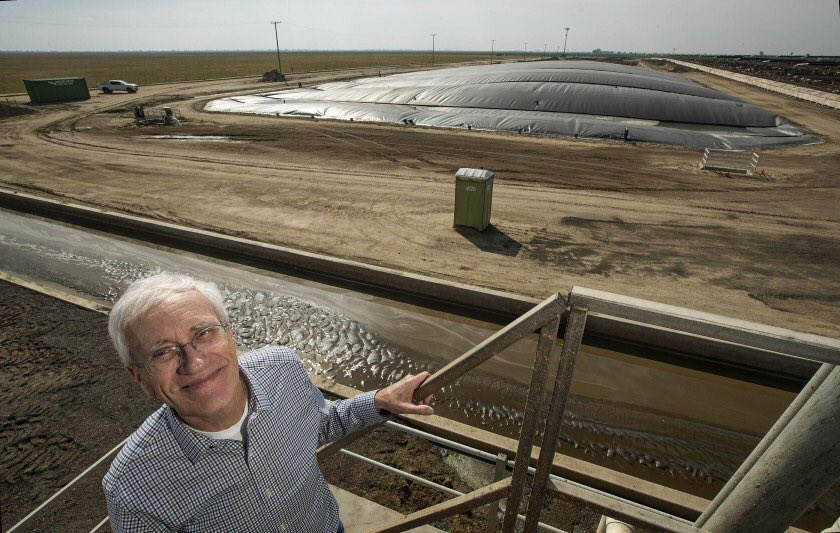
[{"xmin": 23, "ymin": 77, "xmax": 91, "ymax": 104}]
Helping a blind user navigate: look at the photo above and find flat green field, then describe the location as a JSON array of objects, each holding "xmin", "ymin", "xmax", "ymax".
[{"xmin": 0, "ymin": 51, "xmax": 495, "ymax": 94}]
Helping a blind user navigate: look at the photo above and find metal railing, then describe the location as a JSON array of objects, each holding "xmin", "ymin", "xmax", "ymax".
[
  {"xmin": 567, "ymin": 287, "xmax": 839, "ymax": 532},
  {"xmin": 318, "ymin": 293, "xmax": 584, "ymax": 531},
  {"xmin": 318, "ymin": 286, "xmax": 840, "ymax": 532},
  {"xmin": 336, "ymin": 421, "xmax": 570, "ymax": 533},
  {"xmin": 9, "ymin": 278, "xmax": 838, "ymax": 532}
]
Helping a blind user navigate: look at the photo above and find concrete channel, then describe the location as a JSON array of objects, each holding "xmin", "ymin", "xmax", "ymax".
[{"xmin": 2, "ymin": 189, "xmax": 838, "ymax": 525}]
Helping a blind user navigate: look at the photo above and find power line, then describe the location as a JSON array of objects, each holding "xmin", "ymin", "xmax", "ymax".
[{"xmin": 0, "ymin": 17, "xmax": 264, "ymax": 30}]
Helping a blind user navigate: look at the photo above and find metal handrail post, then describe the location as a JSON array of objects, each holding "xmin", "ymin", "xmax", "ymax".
[
  {"xmin": 523, "ymin": 306, "xmax": 587, "ymax": 532},
  {"xmin": 413, "ymin": 293, "xmax": 566, "ymax": 402},
  {"xmin": 501, "ymin": 313, "xmax": 562, "ymax": 531},
  {"xmin": 486, "ymin": 453, "xmax": 508, "ymax": 533}
]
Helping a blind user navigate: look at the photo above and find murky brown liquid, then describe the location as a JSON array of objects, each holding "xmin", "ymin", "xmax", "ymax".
[{"xmin": 2, "ymin": 208, "xmax": 835, "ymax": 521}]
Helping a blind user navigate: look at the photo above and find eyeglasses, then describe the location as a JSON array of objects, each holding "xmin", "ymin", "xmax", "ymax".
[{"xmin": 135, "ymin": 323, "xmax": 230, "ymax": 374}]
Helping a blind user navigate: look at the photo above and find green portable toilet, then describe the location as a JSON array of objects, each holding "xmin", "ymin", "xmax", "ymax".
[
  {"xmin": 454, "ymin": 168, "xmax": 494, "ymax": 231},
  {"xmin": 23, "ymin": 78, "xmax": 90, "ymax": 104}
]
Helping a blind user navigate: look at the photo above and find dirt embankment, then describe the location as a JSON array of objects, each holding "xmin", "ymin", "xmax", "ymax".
[{"xmin": 0, "ymin": 102, "xmax": 35, "ymax": 120}]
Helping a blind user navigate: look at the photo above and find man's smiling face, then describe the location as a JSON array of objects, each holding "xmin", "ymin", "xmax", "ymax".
[{"xmin": 125, "ymin": 291, "xmax": 245, "ymax": 431}]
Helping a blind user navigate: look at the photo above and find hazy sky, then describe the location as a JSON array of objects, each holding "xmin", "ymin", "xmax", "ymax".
[{"xmin": 1, "ymin": 0, "xmax": 838, "ymax": 55}]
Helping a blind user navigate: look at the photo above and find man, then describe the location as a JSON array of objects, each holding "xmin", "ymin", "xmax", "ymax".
[{"xmin": 103, "ymin": 273, "xmax": 433, "ymax": 532}]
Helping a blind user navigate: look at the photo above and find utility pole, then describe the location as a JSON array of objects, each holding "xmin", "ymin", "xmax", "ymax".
[
  {"xmin": 431, "ymin": 33, "xmax": 437, "ymax": 66},
  {"xmin": 270, "ymin": 20, "xmax": 282, "ymax": 73},
  {"xmin": 563, "ymin": 27, "xmax": 570, "ymax": 56},
  {"xmin": 490, "ymin": 39, "xmax": 495, "ymax": 64},
  {"xmin": 523, "ymin": 42, "xmax": 527, "ymax": 60},
  {"xmin": 543, "ymin": 43, "xmax": 547, "ymax": 58}
]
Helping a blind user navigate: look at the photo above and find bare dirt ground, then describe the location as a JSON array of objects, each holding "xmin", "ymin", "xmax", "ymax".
[
  {"xmin": 0, "ymin": 63, "xmax": 838, "ymax": 339},
  {"xmin": 0, "ymin": 280, "xmax": 158, "ymax": 531}
]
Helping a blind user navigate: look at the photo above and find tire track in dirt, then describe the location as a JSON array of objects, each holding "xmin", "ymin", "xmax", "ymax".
[
  {"xmin": 42, "ymin": 94, "xmax": 702, "ymax": 192},
  {"xmin": 34, "ymin": 130, "xmax": 426, "ymax": 182},
  {"xmin": 310, "ymin": 124, "xmax": 449, "ymax": 170},
  {"xmin": 36, "ymin": 127, "xmax": 840, "ymax": 205},
  {"xmin": 27, "ymin": 93, "xmax": 838, "ymax": 205}
]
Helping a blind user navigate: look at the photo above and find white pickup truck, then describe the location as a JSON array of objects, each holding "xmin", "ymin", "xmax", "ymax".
[{"xmin": 96, "ymin": 80, "xmax": 139, "ymax": 94}]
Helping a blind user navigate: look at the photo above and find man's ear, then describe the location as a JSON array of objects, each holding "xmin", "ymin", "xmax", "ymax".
[{"xmin": 125, "ymin": 364, "xmax": 156, "ymax": 399}]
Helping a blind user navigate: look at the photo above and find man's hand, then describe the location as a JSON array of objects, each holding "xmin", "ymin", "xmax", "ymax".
[{"xmin": 374, "ymin": 371, "xmax": 434, "ymax": 416}]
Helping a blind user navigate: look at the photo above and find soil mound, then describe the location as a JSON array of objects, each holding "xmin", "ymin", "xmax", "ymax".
[{"xmin": 0, "ymin": 102, "xmax": 35, "ymax": 120}]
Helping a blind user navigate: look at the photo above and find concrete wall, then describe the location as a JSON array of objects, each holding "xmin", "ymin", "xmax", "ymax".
[{"xmin": 1, "ymin": 188, "xmax": 833, "ymax": 382}]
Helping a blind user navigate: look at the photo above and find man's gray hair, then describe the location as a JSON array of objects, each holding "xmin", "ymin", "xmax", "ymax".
[{"xmin": 108, "ymin": 272, "xmax": 228, "ymax": 365}]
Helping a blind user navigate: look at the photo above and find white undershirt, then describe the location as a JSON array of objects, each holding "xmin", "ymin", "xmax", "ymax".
[{"xmin": 188, "ymin": 401, "xmax": 249, "ymax": 442}]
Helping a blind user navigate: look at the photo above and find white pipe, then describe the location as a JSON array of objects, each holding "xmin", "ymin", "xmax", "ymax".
[
  {"xmin": 604, "ymin": 516, "xmax": 635, "ymax": 533},
  {"xmin": 8, "ymin": 437, "xmax": 128, "ymax": 532},
  {"xmin": 89, "ymin": 516, "xmax": 110, "ymax": 533},
  {"xmin": 820, "ymin": 515, "xmax": 840, "ymax": 533}
]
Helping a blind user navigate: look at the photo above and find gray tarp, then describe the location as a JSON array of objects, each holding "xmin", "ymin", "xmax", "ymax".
[{"xmin": 206, "ymin": 60, "xmax": 817, "ymax": 150}]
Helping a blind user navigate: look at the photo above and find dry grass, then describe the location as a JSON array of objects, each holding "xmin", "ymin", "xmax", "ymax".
[{"xmin": 0, "ymin": 51, "xmax": 489, "ymax": 94}]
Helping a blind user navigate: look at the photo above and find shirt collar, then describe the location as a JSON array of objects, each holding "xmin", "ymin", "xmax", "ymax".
[
  {"xmin": 165, "ymin": 365, "xmax": 272, "ymax": 464},
  {"xmin": 164, "ymin": 406, "xmax": 208, "ymax": 464}
]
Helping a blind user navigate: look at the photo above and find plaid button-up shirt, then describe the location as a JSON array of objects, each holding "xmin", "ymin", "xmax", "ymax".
[{"xmin": 103, "ymin": 346, "xmax": 386, "ymax": 532}]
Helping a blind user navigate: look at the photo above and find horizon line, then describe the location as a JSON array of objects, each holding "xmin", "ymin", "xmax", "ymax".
[{"xmin": 1, "ymin": 49, "xmax": 837, "ymax": 57}]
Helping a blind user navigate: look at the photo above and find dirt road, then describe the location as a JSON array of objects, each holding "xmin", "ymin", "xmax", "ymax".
[{"xmin": 1, "ymin": 62, "xmax": 838, "ymax": 337}]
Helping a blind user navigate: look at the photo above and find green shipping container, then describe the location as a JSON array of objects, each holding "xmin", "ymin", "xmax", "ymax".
[
  {"xmin": 23, "ymin": 77, "xmax": 91, "ymax": 104},
  {"xmin": 454, "ymin": 168, "xmax": 494, "ymax": 231}
]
